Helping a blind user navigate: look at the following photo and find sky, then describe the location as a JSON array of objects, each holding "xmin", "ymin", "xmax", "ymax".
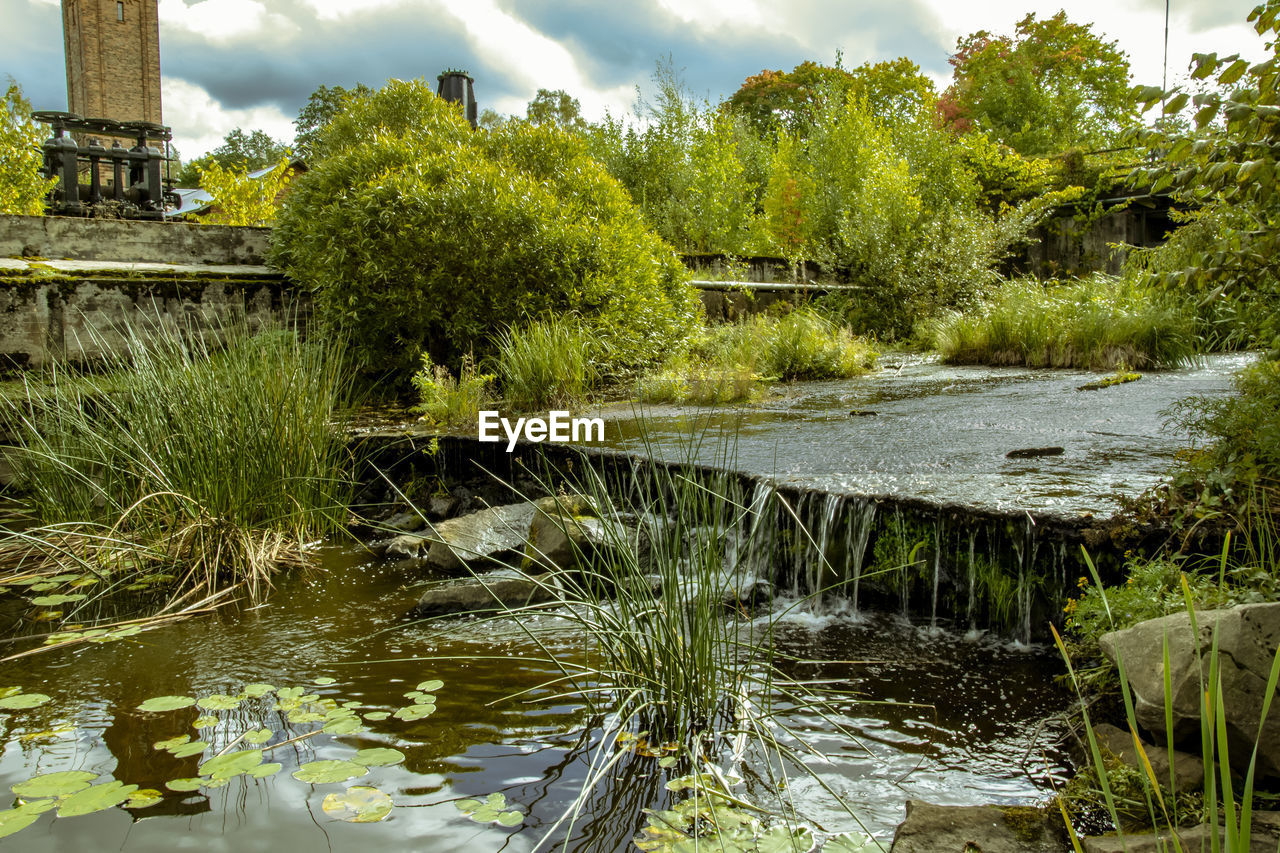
[{"xmin": 6, "ymin": 0, "xmax": 1270, "ymax": 161}]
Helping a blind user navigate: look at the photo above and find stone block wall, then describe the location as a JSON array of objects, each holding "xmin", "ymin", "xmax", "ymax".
[{"xmin": 0, "ymin": 215, "xmax": 271, "ymax": 265}]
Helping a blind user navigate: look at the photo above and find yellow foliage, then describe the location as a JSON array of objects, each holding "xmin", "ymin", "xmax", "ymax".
[
  {"xmin": 0, "ymin": 82, "xmax": 56, "ymax": 216},
  {"xmin": 196, "ymin": 156, "xmax": 292, "ymax": 227}
]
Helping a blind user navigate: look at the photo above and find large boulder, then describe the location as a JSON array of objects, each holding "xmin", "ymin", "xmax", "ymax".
[
  {"xmin": 1099, "ymin": 602, "xmax": 1280, "ymax": 780},
  {"xmin": 412, "ymin": 570, "xmax": 562, "ymax": 618},
  {"xmin": 1089, "ymin": 723, "xmax": 1204, "ymax": 794},
  {"xmin": 889, "ymin": 800, "xmax": 1067, "ymax": 853},
  {"xmin": 390, "ymin": 503, "xmax": 536, "ymax": 575},
  {"xmin": 522, "ymin": 495, "xmax": 608, "ymax": 573},
  {"xmin": 1082, "ymin": 811, "xmax": 1280, "ymax": 853}
]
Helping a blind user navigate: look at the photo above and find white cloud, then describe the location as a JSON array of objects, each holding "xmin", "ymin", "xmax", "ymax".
[
  {"xmin": 159, "ymin": 0, "xmax": 298, "ymax": 41},
  {"xmin": 162, "ymin": 76, "xmax": 295, "ymax": 160}
]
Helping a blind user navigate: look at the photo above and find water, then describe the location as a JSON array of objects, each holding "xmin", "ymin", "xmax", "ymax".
[
  {"xmin": 597, "ymin": 353, "xmax": 1249, "ymax": 516},
  {"xmin": 0, "ymin": 545, "xmax": 1070, "ymax": 851}
]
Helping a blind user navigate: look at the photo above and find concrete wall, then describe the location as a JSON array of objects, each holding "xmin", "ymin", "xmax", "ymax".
[{"xmin": 0, "ymin": 215, "xmax": 271, "ymax": 265}]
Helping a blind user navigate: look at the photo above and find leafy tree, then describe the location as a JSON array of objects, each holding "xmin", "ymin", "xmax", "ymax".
[
  {"xmin": 293, "ymin": 83, "xmax": 372, "ymax": 160},
  {"xmin": 196, "ymin": 156, "xmax": 292, "ymax": 227},
  {"xmin": 271, "ymin": 79, "xmax": 699, "ymax": 383},
  {"xmin": 845, "ymin": 58, "xmax": 938, "ymax": 120},
  {"xmin": 1129, "ymin": 2, "xmax": 1280, "ymax": 348},
  {"xmin": 175, "ymin": 128, "xmax": 288, "ymax": 187},
  {"xmin": 725, "ymin": 60, "xmax": 853, "ymax": 135},
  {"xmin": 941, "ymin": 11, "xmax": 1138, "ymax": 155},
  {"xmin": 0, "ymin": 81, "xmax": 55, "ymax": 215},
  {"xmin": 526, "ymin": 88, "xmax": 586, "ymax": 132}
]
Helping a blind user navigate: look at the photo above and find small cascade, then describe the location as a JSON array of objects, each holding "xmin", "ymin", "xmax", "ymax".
[
  {"xmin": 930, "ymin": 517, "xmax": 943, "ymax": 629},
  {"xmin": 1010, "ymin": 517, "xmax": 1040, "ymax": 645},
  {"xmin": 966, "ymin": 530, "xmax": 977, "ymax": 631},
  {"xmin": 843, "ymin": 498, "xmax": 876, "ymax": 616}
]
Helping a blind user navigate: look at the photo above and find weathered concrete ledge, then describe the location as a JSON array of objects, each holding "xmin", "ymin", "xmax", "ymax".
[{"xmin": 0, "ymin": 214, "xmax": 270, "ymax": 265}]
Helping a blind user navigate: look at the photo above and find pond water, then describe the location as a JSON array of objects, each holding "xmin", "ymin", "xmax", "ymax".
[
  {"xmin": 0, "ymin": 544, "xmax": 1071, "ymax": 851},
  {"xmin": 597, "ymin": 353, "xmax": 1251, "ymax": 516}
]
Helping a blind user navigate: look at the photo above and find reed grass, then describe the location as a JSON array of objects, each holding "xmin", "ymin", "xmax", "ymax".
[
  {"xmin": 0, "ymin": 322, "xmax": 354, "ymax": 607},
  {"xmin": 493, "ymin": 317, "xmax": 598, "ymax": 411},
  {"xmin": 926, "ymin": 276, "xmax": 1197, "ymax": 370},
  {"xmin": 410, "ymin": 353, "xmax": 494, "ymax": 428}
]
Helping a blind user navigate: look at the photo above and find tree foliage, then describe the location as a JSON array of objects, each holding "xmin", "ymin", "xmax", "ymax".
[
  {"xmin": 271, "ymin": 79, "xmax": 699, "ymax": 383},
  {"xmin": 175, "ymin": 128, "xmax": 289, "ymax": 187},
  {"xmin": 0, "ymin": 81, "xmax": 54, "ymax": 216},
  {"xmin": 941, "ymin": 11, "xmax": 1138, "ymax": 155},
  {"xmin": 525, "ymin": 89, "xmax": 586, "ymax": 132},
  {"xmin": 293, "ymin": 83, "xmax": 373, "ymax": 160},
  {"xmin": 196, "ymin": 157, "xmax": 292, "ymax": 227}
]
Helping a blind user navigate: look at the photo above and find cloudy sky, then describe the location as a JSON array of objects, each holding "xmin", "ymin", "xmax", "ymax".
[{"xmin": 6, "ymin": 0, "xmax": 1268, "ymax": 160}]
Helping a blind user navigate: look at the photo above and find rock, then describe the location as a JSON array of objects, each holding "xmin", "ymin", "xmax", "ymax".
[
  {"xmin": 721, "ymin": 575, "xmax": 773, "ymax": 612},
  {"xmin": 1082, "ymin": 812, "xmax": 1280, "ymax": 853},
  {"xmin": 890, "ymin": 800, "xmax": 1067, "ymax": 853},
  {"xmin": 1090, "ymin": 723, "xmax": 1204, "ymax": 794},
  {"xmin": 1006, "ymin": 446, "xmax": 1065, "ymax": 459},
  {"xmin": 406, "ymin": 503, "xmax": 537, "ymax": 575},
  {"xmin": 412, "ymin": 570, "xmax": 562, "ymax": 618},
  {"xmin": 523, "ymin": 495, "xmax": 605, "ymax": 573},
  {"xmin": 427, "ymin": 494, "xmax": 459, "ymax": 520},
  {"xmin": 848, "ymin": 410, "xmax": 878, "ymax": 417},
  {"xmin": 382, "ymin": 511, "xmax": 426, "ymax": 533},
  {"xmin": 1099, "ymin": 602, "xmax": 1280, "ymax": 780}
]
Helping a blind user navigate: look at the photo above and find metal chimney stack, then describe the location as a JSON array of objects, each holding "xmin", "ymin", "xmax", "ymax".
[{"xmin": 436, "ymin": 70, "xmax": 477, "ymax": 128}]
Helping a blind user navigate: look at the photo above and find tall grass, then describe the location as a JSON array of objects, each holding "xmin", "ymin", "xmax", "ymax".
[
  {"xmin": 410, "ymin": 353, "xmax": 494, "ymax": 428},
  {"xmin": 494, "ymin": 318, "xmax": 598, "ymax": 411},
  {"xmin": 0, "ymin": 323, "xmax": 354, "ymax": 604},
  {"xmin": 926, "ymin": 276, "xmax": 1197, "ymax": 370}
]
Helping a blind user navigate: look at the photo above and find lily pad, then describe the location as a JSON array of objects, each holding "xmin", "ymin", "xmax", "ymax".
[
  {"xmin": 0, "ymin": 693, "xmax": 51, "ymax": 710},
  {"xmin": 823, "ymin": 833, "xmax": 877, "ymax": 852},
  {"xmin": 292, "ymin": 760, "xmax": 368, "ymax": 785},
  {"xmin": 322, "ymin": 786, "xmax": 393, "ymax": 823},
  {"xmin": 0, "ymin": 805, "xmax": 42, "ymax": 839},
  {"xmin": 199, "ymin": 749, "xmax": 263, "ymax": 780},
  {"xmin": 352, "ymin": 748, "xmax": 404, "ymax": 767},
  {"xmin": 57, "ymin": 781, "xmax": 138, "ymax": 818},
  {"xmin": 243, "ymin": 728, "xmax": 274, "ymax": 745},
  {"xmin": 314, "ymin": 677, "xmax": 337, "ymax": 686},
  {"xmin": 126, "ymin": 789, "xmax": 164, "ymax": 809},
  {"xmin": 12, "ymin": 770, "xmax": 97, "ymax": 798},
  {"xmin": 243, "ymin": 683, "xmax": 275, "ymax": 698},
  {"xmin": 393, "ymin": 703, "xmax": 435, "ymax": 722},
  {"xmin": 322, "ymin": 717, "xmax": 363, "ymax": 735},
  {"xmin": 30, "ymin": 594, "xmax": 86, "ymax": 606},
  {"xmin": 165, "ymin": 778, "xmax": 204, "ymax": 792},
  {"xmin": 247, "ymin": 762, "xmax": 281, "ymax": 779},
  {"xmin": 196, "ymin": 694, "xmax": 242, "ymax": 711},
  {"xmin": 154, "ymin": 735, "xmax": 190, "ymax": 751},
  {"xmin": 416, "ymin": 679, "xmax": 443, "ymax": 692},
  {"xmin": 287, "ymin": 710, "xmax": 325, "ymax": 724},
  {"xmin": 192, "ymin": 715, "xmax": 219, "ymax": 729},
  {"xmin": 276, "ymin": 687, "xmax": 304, "ymax": 700},
  {"xmin": 457, "ymin": 792, "xmax": 523, "ymax": 826},
  {"xmin": 170, "ymin": 740, "xmax": 209, "ymax": 758},
  {"xmin": 137, "ymin": 695, "xmax": 197, "ymax": 712},
  {"xmin": 362, "ymin": 711, "xmax": 390, "ymax": 722}
]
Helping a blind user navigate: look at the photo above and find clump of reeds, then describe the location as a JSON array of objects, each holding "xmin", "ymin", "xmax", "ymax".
[
  {"xmin": 0, "ymin": 322, "xmax": 354, "ymax": 609},
  {"xmin": 493, "ymin": 317, "xmax": 599, "ymax": 411},
  {"xmin": 410, "ymin": 353, "xmax": 494, "ymax": 428},
  {"xmin": 925, "ymin": 275, "xmax": 1197, "ymax": 370}
]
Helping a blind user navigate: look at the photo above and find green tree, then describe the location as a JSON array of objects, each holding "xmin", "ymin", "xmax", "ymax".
[
  {"xmin": 271, "ymin": 78, "xmax": 699, "ymax": 382},
  {"xmin": 525, "ymin": 88, "xmax": 586, "ymax": 132},
  {"xmin": 196, "ymin": 156, "xmax": 292, "ymax": 227},
  {"xmin": 941, "ymin": 11, "xmax": 1138, "ymax": 155},
  {"xmin": 724, "ymin": 60, "xmax": 853, "ymax": 135},
  {"xmin": 0, "ymin": 81, "xmax": 55, "ymax": 215},
  {"xmin": 293, "ymin": 83, "xmax": 372, "ymax": 160},
  {"xmin": 175, "ymin": 128, "xmax": 288, "ymax": 187}
]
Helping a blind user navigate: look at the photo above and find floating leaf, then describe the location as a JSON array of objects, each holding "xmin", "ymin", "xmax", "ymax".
[
  {"xmin": 353, "ymin": 748, "xmax": 404, "ymax": 767},
  {"xmin": 322, "ymin": 786, "xmax": 393, "ymax": 823},
  {"xmin": 362, "ymin": 711, "xmax": 390, "ymax": 721},
  {"xmin": 165, "ymin": 778, "xmax": 203, "ymax": 792},
  {"xmin": 0, "ymin": 687, "xmax": 20, "ymax": 699},
  {"xmin": 416, "ymin": 680, "xmax": 443, "ymax": 692},
  {"xmin": 199, "ymin": 749, "xmax": 263, "ymax": 780},
  {"xmin": 658, "ymin": 757, "xmax": 677, "ymax": 768},
  {"xmin": 314, "ymin": 677, "xmax": 337, "ymax": 686},
  {"xmin": 32, "ymin": 611, "xmax": 62, "ymax": 621},
  {"xmin": 193, "ymin": 715, "xmax": 219, "ymax": 729},
  {"xmin": 403, "ymin": 691, "xmax": 422, "ymax": 701},
  {"xmin": 297, "ymin": 693, "xmax": 320, "ymax": 704},
  {"xmin": 0, "ymin": 806, "xmax": 42, "ymax": 839},
  {"xmin": 342, "ymin": 701, "xmax": 361, "ymax": 710},
  {"xmin": 126, "ymin": 789, "xmax": 164, "ymax": 809},
  {"xmin": 29, "ymin": 582, "xmax": 58, "ymax": 592},
  {"xmin": 20, "ymin": 727, "xmax": 74, "ymax": 742},
  {"xmin": 69, "ymin": 577, "xmax": 100, "ymax": 588},
  {"xmin": 322, "ymin": 717, "xmax": 363, "ymax": 735},
  {"xmin": 30, "ymin": 594, "xmax": 86, "ymax": 606},
  {"xmin": 197, "ymin": 694, "xmax": 242, "ymax": 711},
  {"xmin": 12, "ymin": 770, "xmax": 97, "ymax": 798},
  {"xmin": 247, "ymin": 762, "xmax": 281, "ymax": 779},
  {"xmin": 57, "ymin": 781, "xmax": 139, "ymax": 818},
  {"xmin": 287, "ymin": 710, "xmax": 325, "ymax": 724},
  {"xmin": 154, "ymin": 735, "xmax": 190, "ymax": 751},
  {"xmin": 393, "ymin": 703, "xmax": 435, "ymax": 722},
  {"xmin": 823, "ymin": 832, "xmax": 877, "ymax": 852},
  {"xmin": 243, "ymin": 683, "xmax": 275, "ymax": 698},
  {"xmin": 243, "ymin": 729, "xmax": 274, "ymax": 745},
  {"xmin": 457, "ymin": 792, "xmax": 523, "ymax": 826},
  {"xmin": 496, "ymin": 810, "xmax": 524, "ymax": 827},
  {"xmin": 204, "ymin": 777, "xmax": 231, "ymax": 789},
  {"xmin": 137, "ymin": 696, "xmax": 196, "ymax": 712},
  {"xmin": 170, "ymin": 741, "xmax": 209, "ymax": 758},
  {"xmin": 0, "ymin": 693, "xmax": 51, "ymax": 710},
  {"xmin": 292, "ymin": 760, "xmax": 368, "ymax": 785},
  {"xmin": 414, "ymin": 694, "xmax": 436, "ymax": 705},
  {"xmin": 276, "ymin": 687, "xmax": 304, "ymax": 701}
]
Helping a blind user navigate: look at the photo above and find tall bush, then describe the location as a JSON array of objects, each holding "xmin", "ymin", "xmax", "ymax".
[{"xmin": 271, "ymin": 79, "xmax": 699, "ymax": 383}]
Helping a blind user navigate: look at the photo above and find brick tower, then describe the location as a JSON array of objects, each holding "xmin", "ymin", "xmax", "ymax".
[{"xmin": 61, "ymin": 0, "xmax": 162, "ymax": 124}]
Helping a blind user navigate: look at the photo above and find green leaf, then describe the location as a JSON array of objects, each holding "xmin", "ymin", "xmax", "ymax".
[
  {"xmin": 243, "ymin": 728, "xmax": 274, "ymax": 745},
  {"xmin": 243, "ymin": 683, "xmax": 275, "ymax": 698},
  {"xmin": 170, "ymin": 740, "xmax": 209, "ymax": 758},
  {"xmin": 393, "ymin": 703, "xmax": 436, "ymax": 721},
  {"xmin": 197, "ymin": 694, "xmax": 243, "ymax": 711},
  {"xmin": 12, "ymin": 770, "xmax": 98, "ymax": 798},
  {"xmin": 276, "ymin": 686, "xmax": 304, "ymax": 700},
  {"xmin": 495, "ymin": 810, "xmax": 524, "ymax": 827},
  {"xmin": 57, "ymin": 781, "xmax": 139, "ymax": 818},
  {"xmin": 292, "ymin": 760, "xmax": 369, "ymax": 785},
  {"xmin": 165, "ymin": 778, "xmax": 204, "ymax": 792},
  {"xmin": 126, "ymin": 789, "xmax": 164, "ymax": 809},
  {"xmin": 322, "ymin": 717, "xmax": 364, "ymax": 735},
  {"xmin": 416, "ymin": 679, "xmax": 444, "ymax": 692},
  {"xmin": 288, "ymin": 710, "xmax": 325, "ymax": 724},
  {"xmin": 0, "ymin": 806, "xmax": 42, "ymax": 839},
  {"xmin": 193, "ymin": 715, "xmax": 220, "ymax": 729},
  {"xmin": 353, "ymin": 748, "xmax": 405, "ymax": 767},
  {"xmin": 314, "ymin": 677, "xmax": 337, "ymax": 686},
  {"xmin": 0, "ymin": 693, "xmax": 51, "ymax": 710},
  {"xmin": 321, "ymin": 786, "xmax": 393, "ymax": 822},
  {"xmin": 362, "ymin": 711, "xmax": 390, "ymax": 721},
  {"xmin": 154, "ymin": 735, "xmax": 190, "ymax": 751},
  {"xmin": 248, "ymin": 762, "xmax": 281, "ymax": 779},
  {"xmin": 137, "ymin": 695, "xmax": 197, "ymax": 712},
  {"xmin": 1220, "ymin": 58, "xmax": 1250, "ymax": 85},
  {"xmin": 199, "ymin": 749, "xmax": 263, "ymax": 780},
  {"xmin": 1164, "ymin": 92, "xmax": 1190, "ymax": 115}
]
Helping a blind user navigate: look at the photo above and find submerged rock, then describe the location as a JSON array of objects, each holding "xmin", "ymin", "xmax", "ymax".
[
  {"xmin": 1099, "ymin": 602, "xmax": 1280, "ymax": 780},
  {"xmin": 412, "ymin": 570, "xmax": 562, "ymax": 618},
  {"xmin": 1005, "ymin": 446, "xmax": 1065, "ymax": 459},
  {"xmin": 889, "ymin": 800, "xmax": 1067, "ymax": 852}
]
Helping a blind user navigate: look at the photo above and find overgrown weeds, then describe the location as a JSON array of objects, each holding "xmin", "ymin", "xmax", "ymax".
[
  {"xmin": 925, "ymin": 275, "xmax": 1197, "ymax": 370},
  {"xmin": 493, "ymin": 317, "xmax": 598, "ymax": 411},
  {"xmin": 0, "ymin": 323, "xmax": 354, "ymax": 614},
  {"xmin": 410, "ymin": 353, "xmax": 494, "ymax": 429}
]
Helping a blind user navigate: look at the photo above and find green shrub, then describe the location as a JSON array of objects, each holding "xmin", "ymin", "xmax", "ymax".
[
  {"xmin": 763, "ymin": 308, "xmax": 876, "ymax": 380},
  {"xmin": 493, "ymin": 317, "xmax": 597, "ymax": 411},
  {"xmin": 411, "ymin": 353, "xmax": 494, "ymax": 428},
  {"xmin": 925, "ymin": 275, "xmax": 1197, "ymax": 369},
  {"xmin": 271, "ymin": 79, "xmax": 700, "ymax": 385}
]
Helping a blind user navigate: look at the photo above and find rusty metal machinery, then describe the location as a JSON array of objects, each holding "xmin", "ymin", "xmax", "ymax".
[{"xmin": 33, "ymin": 111, "xmax": 179, "ymax": 220}]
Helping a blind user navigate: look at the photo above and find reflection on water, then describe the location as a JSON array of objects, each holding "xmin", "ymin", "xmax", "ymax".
[{"xmin": 0, "ymin": 543, "xmax": 1070, "ymax": 850}]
